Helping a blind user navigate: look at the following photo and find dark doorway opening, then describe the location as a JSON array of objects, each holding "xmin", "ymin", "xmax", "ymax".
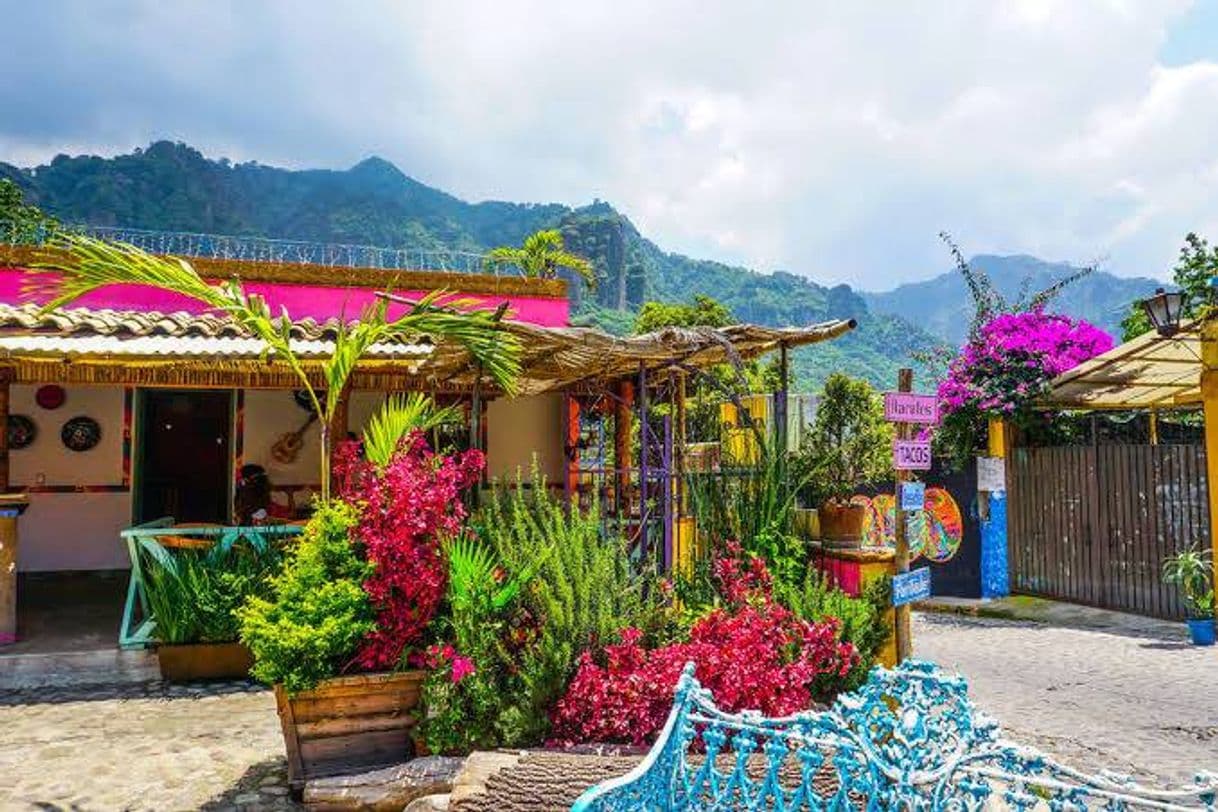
[{"xmin": 137, "ymin": 390, "xmax": 233, "ymax": 523}]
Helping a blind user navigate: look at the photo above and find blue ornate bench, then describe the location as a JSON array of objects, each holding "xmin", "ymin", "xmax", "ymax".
[{"xmin": 573, "ymin": 660, "xmax": 1217, "ymax": 810}]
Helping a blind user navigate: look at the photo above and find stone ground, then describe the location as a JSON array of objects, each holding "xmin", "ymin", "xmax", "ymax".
[
  {"xmin": 1, "ymin": 609, "xmax": 1215, "ymax": 810},
  {"xmin": 914, "ymin": 611, "xmax": 1218, "ymax": 786}
]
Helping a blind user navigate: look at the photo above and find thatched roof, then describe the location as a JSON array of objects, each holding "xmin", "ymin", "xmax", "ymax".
[{"xmin": 0, "ymin": 301, "xmax": 855, "ymax": 394}]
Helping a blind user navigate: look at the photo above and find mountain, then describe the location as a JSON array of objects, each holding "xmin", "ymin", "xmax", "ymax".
[
  {"xmin": 1, "ymin": 141, "xmax": 947, "ymax": 390},
  {"xmin": 863, "ymin": 254, "xmax": 1160, "ymax": 346}
]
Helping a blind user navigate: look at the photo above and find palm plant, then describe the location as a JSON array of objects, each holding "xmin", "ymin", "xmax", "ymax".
[
  {"xmin": 29, "ymin": 233, "xmax": 521, "ymax": 500},
  {"xmin": 485, "ymin": 229, "xmax": 597, "ymax": 288},
  {"xmin": 1163, "ymin": 545, "xmax": 1215, "ymax": 619},
  {"xmin": 362, "ymin": 393, "xmax": 462, "ymax": 469}
]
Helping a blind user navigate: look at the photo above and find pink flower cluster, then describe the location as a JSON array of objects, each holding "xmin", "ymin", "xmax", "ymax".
[
  {"xmin": 422, "ymin": 643, "xmax": 477, "ymax": 684},
  {"xmin": 335, "ymin": 432, "xmax": 484, "ymax": 671},
  {"xmin": 549, "ymin": 546, "xmax": 857, "ymax": 746},
  {"xmin": 938, "ymin": 311, "xmax": 1112, "ymax": 418}
]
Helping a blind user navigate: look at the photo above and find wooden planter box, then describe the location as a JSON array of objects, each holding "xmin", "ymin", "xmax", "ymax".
[
  {"xmin": 819, "ymin": 501, "xmax": 866, "ymax": 546},
  {"xmin": 274, "ymin": 670, "xmax": 425, "ymax": 794},
  {"xmin": 156, "ymin": 642, "xmax": 254, "ymax": 682}
]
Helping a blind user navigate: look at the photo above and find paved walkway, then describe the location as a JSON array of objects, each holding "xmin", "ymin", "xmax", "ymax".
[
  {"xmin": 0, "ymin": 681, "xmax": 296, "ymax": 811},
  {"xmin": 914, "ymin": 610, "xmax": 1218, "ymax": 786},
  {"xmin": 1, "ymin": 608, "xmax": 1215, "ymax": 809}
]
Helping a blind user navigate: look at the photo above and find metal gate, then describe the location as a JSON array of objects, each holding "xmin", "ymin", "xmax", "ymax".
[{"xmin": 1008, "ymin": 443, "xmax": 1209, "ymax": 619}]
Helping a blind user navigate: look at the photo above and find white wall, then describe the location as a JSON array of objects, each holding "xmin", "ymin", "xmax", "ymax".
[
  {"xmin": 10, "ymin": 385, "xmax": 131, "ymax": 571},
  {"xmin": 485, "ymin": 393, "xmax": 564, "ymax": 484}
]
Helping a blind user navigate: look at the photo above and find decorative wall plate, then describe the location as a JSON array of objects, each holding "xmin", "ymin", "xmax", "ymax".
[
  {"xmin": 35, "ymin": 385, "xmax": 66, "ymax": 410},
  {"xmin": 61, "ymin": 416, "xmax": 101, "ymax": 452},
  {"xmin": 7, "ymin": 415, "xmax": 36, "ymax": 450}
]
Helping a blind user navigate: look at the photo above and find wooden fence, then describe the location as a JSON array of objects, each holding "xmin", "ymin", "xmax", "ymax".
[{"xmin": 1008, "ymin": 443, "xmax": 1208, "ymax": 620}]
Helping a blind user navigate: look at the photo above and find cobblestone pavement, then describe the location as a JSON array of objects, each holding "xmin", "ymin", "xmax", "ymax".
[
  {"xmin": 0, "ymin": 681, "xmax": 298, "ymax": 811},
  {"xmin": 2, "ymin": 614, "xmax": 1216, "ymax": 810},
  {"xmin": 914, "ymin": 612, "xmax": 1218, "ymax": 786}
]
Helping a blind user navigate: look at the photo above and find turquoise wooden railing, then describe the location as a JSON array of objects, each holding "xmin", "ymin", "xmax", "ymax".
[{"xmin": 118, "ymin": 518, "xmax": 303, "ymax": 648}]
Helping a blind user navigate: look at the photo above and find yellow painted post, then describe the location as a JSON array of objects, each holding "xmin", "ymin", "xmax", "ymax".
[
  {"xmin": 987, "ymin": 418, "xmax": 1008, "ymax": 458},
  {"xmin": 1201, "ymin": 320, "xmax": 1218, "ymax": 576}
]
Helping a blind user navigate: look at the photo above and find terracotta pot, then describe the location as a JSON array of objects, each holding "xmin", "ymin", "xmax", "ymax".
[
  {"xmin": 819, "ymin": 500, "xmax": 866, "ymax": 543},
  {"xmin": 274, "ymin": 670, "xmax": 426, "ymax": 795},
  {"xmin": 156, "ymin": 642, "xmax": 254, "ymax": 682}
]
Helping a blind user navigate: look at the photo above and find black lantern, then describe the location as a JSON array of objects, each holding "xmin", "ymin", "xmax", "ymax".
[{"xmin": 1141, "ymin": 287, "xmax": 1187, "ymax": 338}]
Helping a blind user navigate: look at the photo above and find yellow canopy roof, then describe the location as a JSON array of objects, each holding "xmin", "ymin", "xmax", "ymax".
[{"xmin": 1042, "ymin": 321, "xmax": 1201, "ymax": 410}]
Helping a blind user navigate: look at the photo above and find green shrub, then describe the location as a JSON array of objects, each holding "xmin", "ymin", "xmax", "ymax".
[
  {"xmin": 776, "ymin": 569, "xmax": 891, "ymax": 690},
  {"xmin": 238, "ymin": 502, "xmax": 375, "ymax": 694},
  {"xmin": 140, "ymin": 538, "xmax": 282, "ymax": 644},
  {"xmin": 420, "ymin": 467, "xmax": 659, "ymax": 749}
]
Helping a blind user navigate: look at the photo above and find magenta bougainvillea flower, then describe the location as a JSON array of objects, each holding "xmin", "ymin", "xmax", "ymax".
[{"xmin": 938, "ymin": 311, "xmax": 1113, "ymax": 420}]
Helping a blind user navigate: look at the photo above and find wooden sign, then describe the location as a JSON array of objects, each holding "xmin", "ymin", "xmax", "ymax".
[
  {"xmin": 900, "ymin": 480, "xmax": 926, "ymax": 511},
  {"xmin": 893, "ymin": 439, "xmax": 932, "ymax": 471},
  {"xmin": 884, "ymin": 392, "xmax": 939, "ymax": 424},
  {"xmin": 892, "ymin": 567, "xmax": 932, "ymax": 606}
]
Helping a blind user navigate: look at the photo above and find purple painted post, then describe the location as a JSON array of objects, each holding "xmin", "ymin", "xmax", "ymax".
[
  {"xmin": 662, "ymin": 414, "xmax": 673, "ymax": 573},
  {"xmin": 638, "ymin": 364, "xmax": 649, "ymax": 562}
]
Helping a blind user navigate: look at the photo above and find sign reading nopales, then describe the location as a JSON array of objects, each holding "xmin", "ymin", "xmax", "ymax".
[{"xmin": 883, "ymin": 392, "xmax": 938, "ymax": 424}]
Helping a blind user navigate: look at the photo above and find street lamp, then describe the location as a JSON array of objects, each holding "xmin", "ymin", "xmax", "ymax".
[{"xmin": 1141, "ymin": 288, "xmax": 1187, "ymax": 338}]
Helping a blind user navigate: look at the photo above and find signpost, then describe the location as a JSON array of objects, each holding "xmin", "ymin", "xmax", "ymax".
[
  {"xmin": 892, "ymin": 567, "xmax": 932, "ymax": 606},
  {"xmin": 885, "ymin": 371, "xmax": 939, "ymax": 663}
]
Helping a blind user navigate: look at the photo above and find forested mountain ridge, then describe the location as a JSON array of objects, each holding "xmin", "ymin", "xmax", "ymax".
[
  {"xmin": 863, "ymin": 254, "xmax": 1160, "ymax": 345},
  {"xmin": 4, "ymin": 140, "xmax": 1110, "ymax": 390}
]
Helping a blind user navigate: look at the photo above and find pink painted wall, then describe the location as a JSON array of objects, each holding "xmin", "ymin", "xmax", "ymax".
[{"xmin": 0, "ymin": 267, "xmax": 569, "ymax": 326}]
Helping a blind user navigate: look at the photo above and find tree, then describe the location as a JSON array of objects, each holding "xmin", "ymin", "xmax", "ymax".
[
  {"xmin": 485, "ymin": 229, "xmax": 597, "ymax": 288},
  {"xmin": 0, "ymin": 179, "xmax": 58, "ymax": 243},
  {"xmin": 1120, "ymin": 232, "xmax": 1218, "ymax": 341},
  {"xmin": 798, "ymin": 373, "xmax": 892, "ymax": 505},
  {"xmin": 632, "ymin": 294, "xmax": 733, "ymax": 333},
  {"xmin": 31, "ymin": 234, "xmax": 521, "ymax": 501}
]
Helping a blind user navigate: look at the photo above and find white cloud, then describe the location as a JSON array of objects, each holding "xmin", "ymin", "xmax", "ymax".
[{"xmin": 1, "ymin": 0, "xmax": 1214, "ymax": 287}]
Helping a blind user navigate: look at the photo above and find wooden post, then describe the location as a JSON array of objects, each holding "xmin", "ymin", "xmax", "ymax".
[
  {"xmin": 1201, "ymin": 320, "xmax": 1218, "ymax": 577},
  {"xmin": 615, "ymin": 380, "xmax": 635, "ymax": 509},
  {"xmin": 1149, "ymin": 408, "xmax": 1159, "ymax": 446},
  {"xmin": 776, "ymin": 343, "xmax": 790, "ymax": 453},
  {"xmin": 0, "ymin": 368, "xmax": 12, "ymax": 492},
  {"xmin": 893, "ymin": 368, "xmax": 913, "ymax": 663},
  {"xmin": 674, "ymin": 371, "xmax": 688, "ymax": 513}
]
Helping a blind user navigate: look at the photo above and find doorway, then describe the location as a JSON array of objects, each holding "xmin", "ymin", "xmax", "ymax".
[{"xmin": 136, "ymin": 390, "xmax": 233, "ymax": 524}]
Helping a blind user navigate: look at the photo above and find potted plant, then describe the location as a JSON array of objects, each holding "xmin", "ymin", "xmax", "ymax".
[
  {"xmin": 1163, "ymin": 545, "xmax": 1216, "ymax": 646},
  {"xmin": 239, "ymin": 398, "xmax": 484, "ymax": 793},
  {"xmin": 139, "ymin": 535, "xmax": 282, "ymax": 681},
  {"xmin": 798, "ymin": 374, "xmax": 893, "ymax": 546}
]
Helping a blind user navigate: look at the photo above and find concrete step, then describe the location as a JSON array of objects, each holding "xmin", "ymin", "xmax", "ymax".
[{"xmin": 0, "ymin": 646, "xmax": 158, "ymax": 690}]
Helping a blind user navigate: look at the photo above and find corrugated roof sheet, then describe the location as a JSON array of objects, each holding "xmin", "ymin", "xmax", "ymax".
[{"xmin": 1042, "ymin": 321, "xmax": 1201, "ymax": 410}]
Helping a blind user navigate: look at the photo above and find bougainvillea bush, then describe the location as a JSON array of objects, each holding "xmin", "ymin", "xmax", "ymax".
[
  {"xmin": 549, "ymin": 544, "xmax": 858, "ymax": 746},
  {"xmin": 936, "ymin": 311, "xmax": 1112, "ymax": 464},
  {"xmin": 334, "ymin": 431, "xmax": 484, "ymax": 671}
]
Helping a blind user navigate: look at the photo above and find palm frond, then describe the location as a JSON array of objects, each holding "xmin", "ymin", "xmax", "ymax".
[{"xmin": 363, "ymin": 393, "xmax": 461, "ymax": 468}]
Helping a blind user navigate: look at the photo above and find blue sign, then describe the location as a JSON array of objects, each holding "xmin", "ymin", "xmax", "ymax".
[
  {"xmin": 892, "ymin": 567, "xmax": 932, "ymax": 606},
  {"xmin": 900, "ymin": 481, "xmax": 925, "ymax": 512}
]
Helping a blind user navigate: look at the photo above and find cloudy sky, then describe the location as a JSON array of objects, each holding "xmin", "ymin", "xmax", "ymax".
[{"xmin": 3, "ymin": 1, "xmax": 1218, "ymax": 288}]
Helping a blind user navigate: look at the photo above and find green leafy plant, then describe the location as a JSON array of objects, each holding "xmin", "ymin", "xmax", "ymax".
[
  {"xmin": 30, "ymin": 233, "xmax": 520, "ymax": 500},
  {"xmin": 362, "ymin": 393, "xmax": 461, "ymax": 469},
  {"xmin": 796, "ymin": 373, "xmax": 892, "ymax": 506},
  {"xmin": 139, "ymin": 537, "xmax": 282, "ymax": 645},
  {"xmin": 238, "ymin": 502, "xmax": 375, "ymax": 694},
  {"xmin": 776, "ymin": 570, "xmax": 891, "ymax": 690},
  {"xmin": 485, "ymin": 228, "xmax": 597, "ymax": 287},
  {"xmin": 477, "ymin": 468, "xmax": 660, "ymax": 744},
  {"xmin": 0, "ymin": 178, "xmax": 59, "ymax": 244},
  {"xmin": 1163, "ymin": 545, "xmax": 1215, "ymax": 619}
]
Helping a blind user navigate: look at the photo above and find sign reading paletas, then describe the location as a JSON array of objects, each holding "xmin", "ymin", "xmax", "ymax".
[
  {"xmin": 893, "ymin": 439, "xmax": 933, "ymax": 471},
  {"xmin": 884, "ymin": 392, "xmax": 938, "ymax": 424}
]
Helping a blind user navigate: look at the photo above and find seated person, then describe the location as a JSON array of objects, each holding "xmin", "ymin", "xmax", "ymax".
[{"xmin": 234, "ymin": 464, "xmax": 293, "ymax": 525}]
